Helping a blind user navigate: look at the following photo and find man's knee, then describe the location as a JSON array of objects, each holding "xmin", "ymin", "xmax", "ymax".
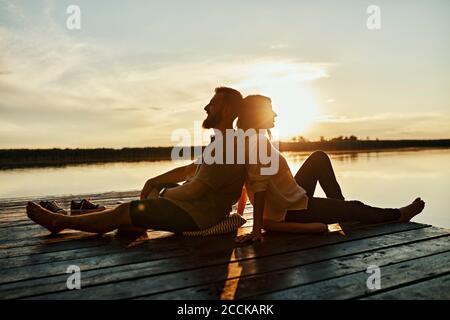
[{"xmin": 116, "ymin": 203, "xmax": 131, "ymax": 220}]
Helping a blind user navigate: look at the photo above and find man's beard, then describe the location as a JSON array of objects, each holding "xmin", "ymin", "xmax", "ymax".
[{"xmin": 202, "ymin": 111, "xmax": 222, "ymax": 129}]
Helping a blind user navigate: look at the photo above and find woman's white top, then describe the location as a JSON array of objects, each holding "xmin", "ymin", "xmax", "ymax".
[{"xmin": 245, "ymin": 131, "xmax": 309, "ymax": 222}]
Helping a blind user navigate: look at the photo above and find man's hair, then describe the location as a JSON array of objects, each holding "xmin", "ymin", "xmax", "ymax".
[{"xmin": 215, "ymin": 87, "xmax": 243, "ymax": 117}]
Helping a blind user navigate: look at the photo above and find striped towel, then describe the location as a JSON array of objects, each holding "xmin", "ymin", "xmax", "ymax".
[{"xmin": 183, "ymin": 214, "xmax": 247, "ymax": 236}]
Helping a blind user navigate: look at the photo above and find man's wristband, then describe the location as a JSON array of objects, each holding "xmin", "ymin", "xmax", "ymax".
[{"xmin": 158, "ymin": 187, "xmax": 167, "ymax": 197}]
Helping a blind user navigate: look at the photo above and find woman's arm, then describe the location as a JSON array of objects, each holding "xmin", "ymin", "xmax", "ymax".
[
  {"xmin": 236, "ymin": 186, "xmax": 248, "ymax": 215},
  {"xmin": 236, "ymin": 190, "xmax": 265, "ymax": 243},
  {"xmin": 263, "ymin": 220, "xmax": 328, "ymax": 234}
]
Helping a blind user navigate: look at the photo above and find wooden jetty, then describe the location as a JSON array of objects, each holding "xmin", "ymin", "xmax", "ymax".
[{"xmin": 0, "ymin": 190, "xmax": 449, "ymax": 300}]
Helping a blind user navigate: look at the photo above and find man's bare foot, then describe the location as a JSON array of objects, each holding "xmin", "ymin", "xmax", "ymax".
[
  {"xmin": 27, "ymin": 202, "xmax": 65, "ymax": 234},
  {"xmin": 399, "ymin": 198, "xmax": 425, "ymax": 222}
]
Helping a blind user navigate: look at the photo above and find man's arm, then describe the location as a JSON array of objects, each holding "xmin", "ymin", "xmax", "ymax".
[
  {"xmin": 162, "ymin": 179, "xmax": 209, "ymax": 201},
  {"xmin": 140, "ymin": 162, "xmax": 197, "ymax": 200}
]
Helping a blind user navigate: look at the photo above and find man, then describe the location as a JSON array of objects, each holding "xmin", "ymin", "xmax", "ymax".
[{"xmin": 26, "ymin": 87, "xmax": 247, "ymax": 235}]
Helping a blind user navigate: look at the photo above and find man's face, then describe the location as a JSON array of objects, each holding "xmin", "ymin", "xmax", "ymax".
[{"xmin": 202, "ymin": 93, "xmax": 224, "ymax": 129}]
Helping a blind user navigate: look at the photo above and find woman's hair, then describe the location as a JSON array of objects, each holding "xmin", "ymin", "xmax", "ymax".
[{"xmin": 237, "ymin": 94, "xmax": 273, "ymax": 133}]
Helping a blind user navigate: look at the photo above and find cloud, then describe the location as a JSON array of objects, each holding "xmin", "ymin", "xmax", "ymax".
[
  {"xmin": 0, "ymin": 0, "xmax": 25, "ymax": 20},
  {"xmin": 303, "ymin": 112, "xmax": 450, "ymax": 140},
  {"xmin": 0, "ymin": 2, "xmax": 330, "ymax": 148},
  {"xmin": 270, "ymin": 44, "xmax": 288, "ymax": 50},
  {"xmin": 320, "ymin": 112, "xmax": 441, "ymax": 123}
]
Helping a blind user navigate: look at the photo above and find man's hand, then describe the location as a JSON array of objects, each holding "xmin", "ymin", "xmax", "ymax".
[
  {"xmin": 235, "ymin": 230, "xmax": 263, "ymax": 243},
  {"xmin": 140, "ymin": 179, "xmax": 157, "ymax": 200}
]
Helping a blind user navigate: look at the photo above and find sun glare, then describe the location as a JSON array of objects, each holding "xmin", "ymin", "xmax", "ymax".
[{"xmin": 236, "ymin": 61, "xmax": 323, "ymax": 140}]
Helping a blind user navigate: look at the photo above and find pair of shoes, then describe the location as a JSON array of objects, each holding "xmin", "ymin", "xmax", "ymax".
[
  {"xmin": 70, "ymin": 199, "xmax": 106, "ymax": 215},
  {"xmin": 39, "ymin": 200, "xmax": 68, "ymax": 215}
]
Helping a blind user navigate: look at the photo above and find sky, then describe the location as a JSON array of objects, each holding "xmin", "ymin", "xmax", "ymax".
[{"xmin": 0, "ymin": 0, "xmax": 449, "ymax": 148}]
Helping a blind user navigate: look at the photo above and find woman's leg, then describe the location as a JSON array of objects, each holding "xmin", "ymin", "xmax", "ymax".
[
  {"xmin": 294, "ymin": 151, "xmax": 344, "ymax": 200},
  {"xmin": 27, "ymin": 202, "xmax": 133, "ymax": 234},
  {"xmin": 285, "ymin": 197, "xmax": 424, "ymax": 224}
]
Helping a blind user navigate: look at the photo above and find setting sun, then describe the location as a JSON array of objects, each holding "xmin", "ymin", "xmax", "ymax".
[{"xmin": 236, "ymin": 61, "xmax": 323, "ymax": 140}]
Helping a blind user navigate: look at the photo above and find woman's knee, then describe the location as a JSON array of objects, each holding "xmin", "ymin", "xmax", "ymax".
[
  {"xmin": 306, "ymin": 151, "xmax": 330, "ymax": 169},
  {"xmin": 310, "ymin": 150, "xmax": 329, "ymax": 162}
]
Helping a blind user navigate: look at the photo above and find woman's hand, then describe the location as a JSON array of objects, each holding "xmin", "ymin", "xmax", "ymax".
[{"xmin": 235, "ymin": 230, "xmax": 263, "ymax": 243}]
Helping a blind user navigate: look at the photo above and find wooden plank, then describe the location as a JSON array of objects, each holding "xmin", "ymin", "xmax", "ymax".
[
  {"xmin": 0, "ymin": 224, "xmax": 429, "ymax": 299},
  {"xmin": 0, "ymin": 209, "xmax": 252, "ymax": 249},
  {"xmin": 1, "ymin": 192, "xmax": 443, "ymax": 300},
  {"xmin": 0, "ymin": 226, "xmax": 257, "ymax": 286},
  {"xmin": 0, "ymin": 203, "xmax": 252, "ymax": 227},
  {"xmin": 19, "ymin": 226, "xmax": 448, "ymax": 300},
  {"xmin": 0, "ymin": 224, "xmax": 248, "ymax": 269},
  {"xmin": 0, "ymin": 231, "xmax": 120, "ymax": 251},
  {"xmin": 363, "ymin": 272, "xmax": 450, "ymax": 300},
  {"xmin": 0, "ymin": 190, "xmax": 140, "ymax": 210},
  {"xmin": 0, "ymin": 219, "xmax": 251, "ymax": 260},
  {"xmin": 1, "ymin": 243, "xmax": 140, "ymax": 269},
  {"xmin": 0, "ymin": 208, "xmax": 252, "ymax": 240},
  {"xmin": 0, "ymin": 222, "xmax": 424, "ymax": 284},
  {"xmin": 136, "ymin": 234, "xmax": 450, "ymax": 300},
  {"xmin": 0, "ymin": 247, "xmax": 187, "ymax": 290},
  {"xmin": 0, "ymin": 235, "xmax": 119, "ymax": 259},
  {"xmin": 253, "ymin": 251, "xmax": 450, "ymax": 300}
]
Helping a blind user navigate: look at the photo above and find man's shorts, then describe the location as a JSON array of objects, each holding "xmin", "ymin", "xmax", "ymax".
[{"xmin": 129, "ymin": 197, "xmax": 199, "ymax": 232}]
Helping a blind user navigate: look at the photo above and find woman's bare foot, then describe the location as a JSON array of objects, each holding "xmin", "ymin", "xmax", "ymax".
[
  {"xmin": 27, "ymin": 202, "xmax": 65, "ymax": 234},
  {"xmin": 399, "ymin": 198, "xmax": 425, "ymax": 222}
]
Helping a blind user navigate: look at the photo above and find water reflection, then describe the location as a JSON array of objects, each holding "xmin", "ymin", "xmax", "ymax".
[{"xmin": 0, "ymin": 149, "xmax": 449, "ymax": 228}]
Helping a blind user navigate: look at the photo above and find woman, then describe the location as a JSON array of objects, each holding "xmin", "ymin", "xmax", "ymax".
[{"xmin": 235, "ymin": 95, "xmax": 425, "ymax": 243}]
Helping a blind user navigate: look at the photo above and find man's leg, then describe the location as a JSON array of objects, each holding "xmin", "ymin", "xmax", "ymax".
[
  {"xmin": 27, "ymin": 202, "xmax": 133, "ymax": 234},
  {"xmin": 27, "ymin": 197, "xmax": 199, "ymax": 234},
  {"xmin": 118, "ymin": 183, "xmax": 181, "ymax": 234},
  {"xmin": 294, "ymin": 151, "xmax": 344, "ymax": 200}
]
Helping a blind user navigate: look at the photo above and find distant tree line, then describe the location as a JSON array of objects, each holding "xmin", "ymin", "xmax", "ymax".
[
  {"xmin": 280, "ymin": 137, "xmax": 450, "ymax": 152},
  {"xmin": 1, "ymin": 138, "xmax": 449, "ymax": 168},
  {"xmin": 0, "ymin": 147, "xmax": 191, "ymax": 168},
  {"xmin": 290, "ymin": 135, "xmax": 364, "ymax": 142}
]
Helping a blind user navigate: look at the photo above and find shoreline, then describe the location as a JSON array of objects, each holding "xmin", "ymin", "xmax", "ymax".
[{"xmin": 0, "ymin": 145, "xmax": 449, "ymax": 170}]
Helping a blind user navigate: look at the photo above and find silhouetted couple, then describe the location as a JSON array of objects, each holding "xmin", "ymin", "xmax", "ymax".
[{"xmin": 27, "ymin": 87, "xmax": 425, "ymax": 242}]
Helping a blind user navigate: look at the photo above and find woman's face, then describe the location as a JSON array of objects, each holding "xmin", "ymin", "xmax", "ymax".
[{"xmin": 258, "ymin": 105, "xmax": 277, "ymax": 129}]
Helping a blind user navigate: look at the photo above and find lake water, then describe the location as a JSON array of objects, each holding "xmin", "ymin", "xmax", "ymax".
[{"xmin": 1, "ymin": 149, "xmax": 449, "ymax": 228}]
